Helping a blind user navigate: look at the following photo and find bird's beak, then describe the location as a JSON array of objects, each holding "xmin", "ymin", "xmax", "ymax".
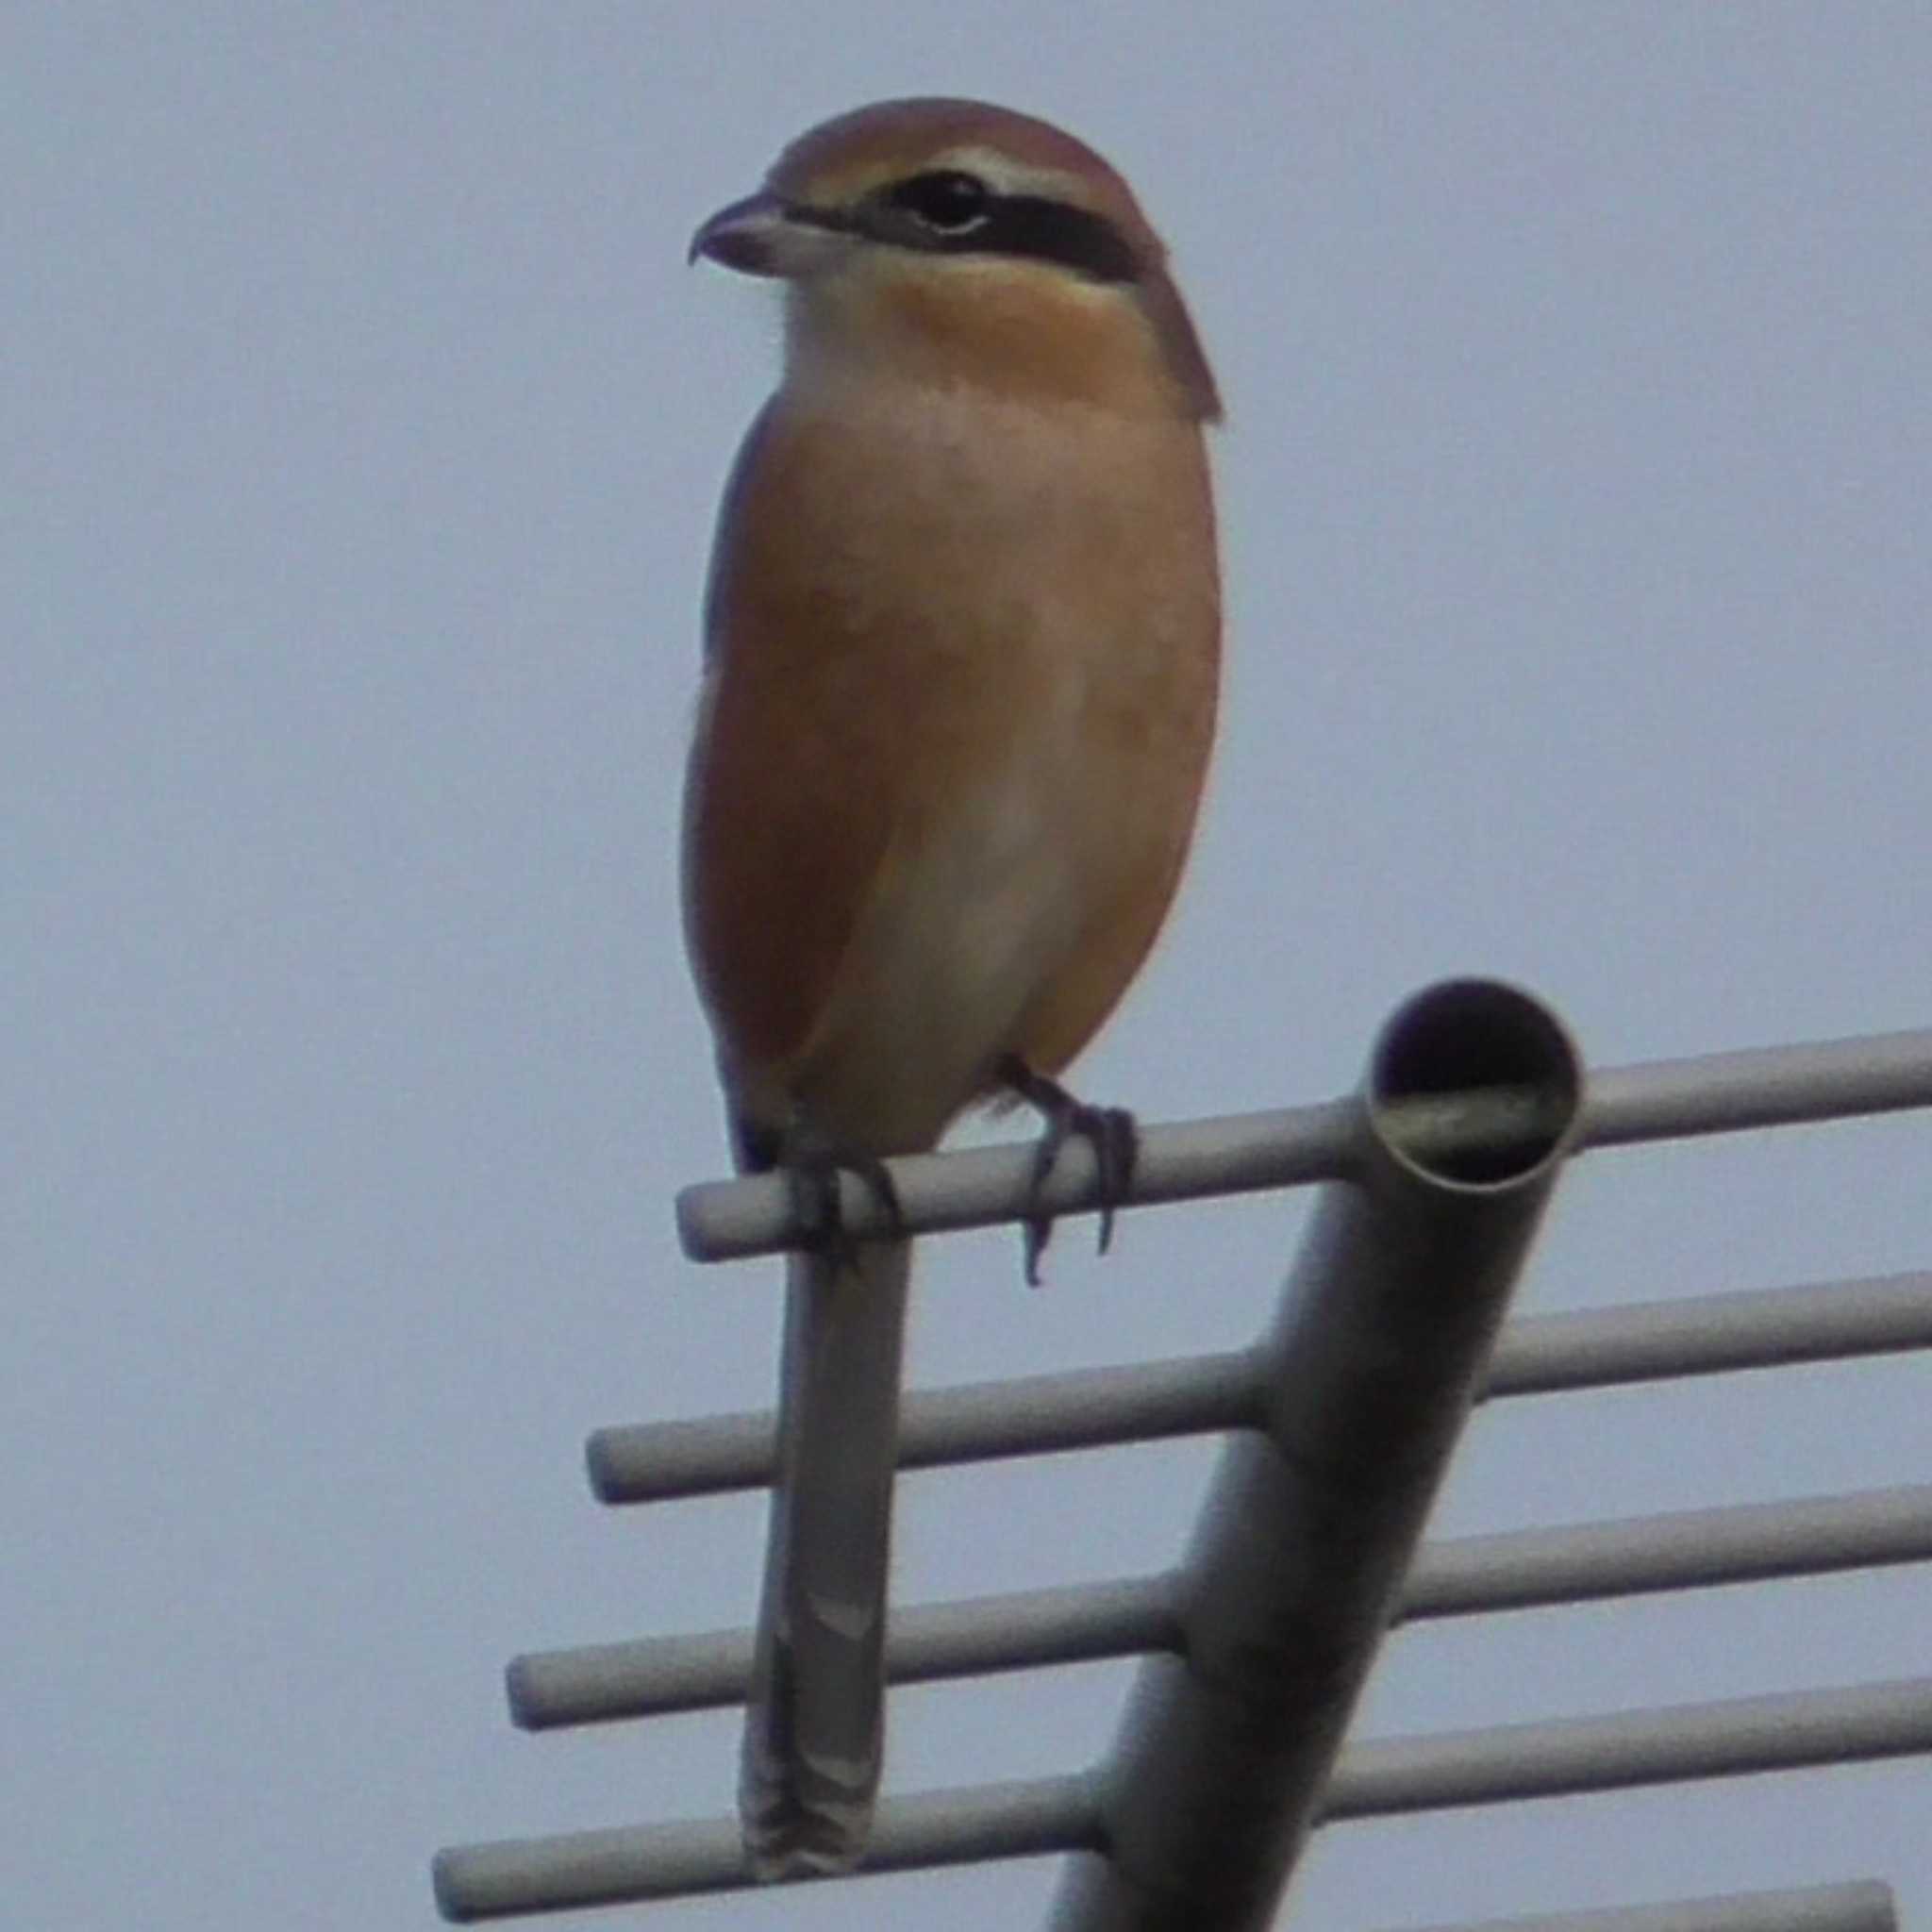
[{"xmin": 689, "ymin": 190, "xmax": 848, "ymax": 279}]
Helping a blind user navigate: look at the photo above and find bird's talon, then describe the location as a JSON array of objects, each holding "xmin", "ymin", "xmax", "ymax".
[
  {"xmin": 1091, "ymin": 1106, "xmax": 1139, "ymax": 1257},
  {"xmin": 1022, "ymin": 1215, "xmax": 1052, "ymax": 1288},
  {"xmin": 1000, "ymin": 1058, "xmax": 1141, "ymax": 1282},
  {"xmin": 782, "ymin": 1141, "xmax": 904, "ymax": 1265}
]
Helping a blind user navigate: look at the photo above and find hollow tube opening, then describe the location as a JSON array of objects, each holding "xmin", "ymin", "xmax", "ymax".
[{"xmin": 1370, "ymin": 978, "xmax": 1582, "ymax": 1188}]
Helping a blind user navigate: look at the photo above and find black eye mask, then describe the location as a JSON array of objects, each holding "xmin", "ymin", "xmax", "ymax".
[{"xmin": 786, "ymin": 173, "xmax": 1143, "ymax": 286}]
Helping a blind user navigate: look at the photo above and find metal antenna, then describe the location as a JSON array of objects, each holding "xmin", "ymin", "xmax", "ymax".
[{"xmin": 434, "ymin": 978, "xmax": 1932, "ymax": 1929}]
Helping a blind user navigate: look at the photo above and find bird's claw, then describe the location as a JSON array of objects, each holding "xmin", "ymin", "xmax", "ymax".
[
  {"xmin": 784, "ymin": 1142, "xmax": 906, "ymax": 1269},
  {"xmin": 999, "ymin": 1057, "xmax": 1140, "ymax": 1286}
]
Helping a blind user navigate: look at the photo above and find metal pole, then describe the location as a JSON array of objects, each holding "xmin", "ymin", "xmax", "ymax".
[
  {"xmin": 432, "ymin": 1774, "xmax": 1100, "ymax": 1921},
  {"xmin": 431, "ymin": 1676, "xmax": 1932, "ymax": 1915},
  {"xmin": 584, "ymin": 1272, "xmax": 1932, "ymax": 1503},
  {"xmin": 503, "ymin": 1482, "xmax": 1932, "ymax": 1726},
  {"xmin": 1387, "ymin": 1880, "xmax": 1897, "ymax": 1932},
  {"xmin": 1325, "ymin": 1674, "xmax": 1932, "ymax": 1819},
  {"xmin": 1049, "ymin": 978, "xmax": 1584, "ymax": 1932},
  {"xmin": 672, "ymin": 1026, "xmax": 1932, "ymax": 1262}
]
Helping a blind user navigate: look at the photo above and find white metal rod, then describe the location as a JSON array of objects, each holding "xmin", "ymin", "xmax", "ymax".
[
  {"xmin": 675, "ymin": 1024, "xmax": 1932, "ymax": 1262},
  {"xmin": 432, "ymin": 1678, "xmax": 1932, "ymax": 1916},
  {"xmin": 508, "ymin": 1574, "xmax": 1181, "ymax": 1726},
  {"xmin": 587, "ymin": 1348, "xmax": 1260, "ymax": 1504},
  {"xmin": 1387, "ymin": 1880, "xmax": 1895, "ymax": 1932},
  {"xmin": 1403, "ymin": 1481, "xmax": 1932, "ymax": 1617},
  {"xmin": 433, "ymin": 1773, "xmax": 1101, "ymax": 1921},
  {"xmin": 585, "ymin": 1273, "xmax": 1932, "ymax": 1503},
  {"xmin": 505, "ymin": 1485, "xmax": 1932, "ymax": 1727},
  {"xmin": 1324, "ymin": 1674, "xmax": 1932, "ymax": 1818},
  {"xmin": 1584, "ymin": 1028, "xmax": 1932, "ymax": 1146},
  {"xmin": 1486, "ymin": 1272, "xmax": 1932, "ymax": 1393},
  {"xmin": 674, "ymin": 1098, "xmax": 1360, "ymax": 1261}
]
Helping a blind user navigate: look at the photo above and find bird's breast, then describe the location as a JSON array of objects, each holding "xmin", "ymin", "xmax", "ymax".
[{"xmin": 688, "ymin": 379, "xmax": 1218, "ymax": 1153}]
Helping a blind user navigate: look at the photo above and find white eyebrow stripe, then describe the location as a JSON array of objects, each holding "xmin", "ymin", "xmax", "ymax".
[{"xmin": 925, "ymin": 146, "xmax": 1091, "ymax": 206}]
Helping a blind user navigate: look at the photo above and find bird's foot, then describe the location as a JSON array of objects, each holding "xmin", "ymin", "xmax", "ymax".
[
  {"xmin": 781, "ymin": 1133, "xmax": 906, "ymax": 1271},
  {"xmin": 996, "ymin": 1056, "xmax": 1140, "ymax": 1286}
]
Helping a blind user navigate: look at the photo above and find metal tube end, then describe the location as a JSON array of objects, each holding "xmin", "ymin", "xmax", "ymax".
[{"xmin": 1369, "ymin": 977, "xmax": 1584, "ymax": 1190}]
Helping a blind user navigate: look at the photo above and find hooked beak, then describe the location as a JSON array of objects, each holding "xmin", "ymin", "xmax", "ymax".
[{"xmin": 688, "ymin": 190, "xmax": 850, "ymax": 279}]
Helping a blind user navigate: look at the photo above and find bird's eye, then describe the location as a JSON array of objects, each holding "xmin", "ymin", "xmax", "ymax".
[{"xmin": 887, "ymin": 170, "xmax": 991, "ymax": 233}]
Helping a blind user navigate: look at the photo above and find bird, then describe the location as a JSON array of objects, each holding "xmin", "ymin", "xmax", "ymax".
[{"xmin": 683, "ymin": 96, "xmax": 1221, "ymax": 1878}]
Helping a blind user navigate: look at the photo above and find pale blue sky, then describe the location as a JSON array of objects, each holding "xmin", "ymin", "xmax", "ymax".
[{"xmin": 7, "ymin": 7, "xmax": 1929, "ymax": 1928}]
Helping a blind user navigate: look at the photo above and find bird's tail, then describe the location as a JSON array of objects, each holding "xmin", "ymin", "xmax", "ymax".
[{"xmin": 740, "ymin": 1235, "xmax": 911, "ymax": 1878}]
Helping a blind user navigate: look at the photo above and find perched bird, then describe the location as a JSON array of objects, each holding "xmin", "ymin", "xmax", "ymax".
[{"xmin": 684, "ymin": 96, "xmax": 1221, "ymax": 1877}]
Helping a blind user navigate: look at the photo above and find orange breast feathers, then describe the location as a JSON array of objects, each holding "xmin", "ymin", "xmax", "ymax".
[{"xmin": 683, "ymin": 383, "xmax": 1218, "ymax": 1158}]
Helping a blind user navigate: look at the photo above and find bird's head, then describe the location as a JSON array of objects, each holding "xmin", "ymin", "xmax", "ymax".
[{"xmin": 691, "ymin": 97, "xmax": 1220, "ymax": 423}]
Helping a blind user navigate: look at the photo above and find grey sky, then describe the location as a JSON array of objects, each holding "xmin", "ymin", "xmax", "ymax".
[{"xmin": 6, "ymin": 7, "xmax": 1928, "ymax": 1928}]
